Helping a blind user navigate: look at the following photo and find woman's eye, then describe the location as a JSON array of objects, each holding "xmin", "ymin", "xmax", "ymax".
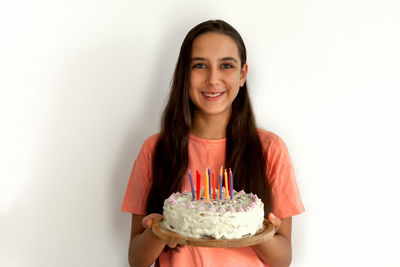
[
  {"xmin": 193, "ymin": 63, "xmax": 206, "ymax": 69},
  {"xmin": 221, "ymin": 64, "xmax": 233, "ymax": 69}
]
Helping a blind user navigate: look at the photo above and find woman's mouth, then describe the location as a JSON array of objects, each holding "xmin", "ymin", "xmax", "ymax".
[{"xmin": 202, "ymin": 91, "xmax": 224, "ymax": 100}]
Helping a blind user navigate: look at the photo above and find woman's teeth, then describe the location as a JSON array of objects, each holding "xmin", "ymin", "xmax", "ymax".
[{"xmin": 203, "ymin": 92, "xmax": 223, "ymax": 98}]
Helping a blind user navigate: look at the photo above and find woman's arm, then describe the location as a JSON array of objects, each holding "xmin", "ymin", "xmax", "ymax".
[
  {"xmin": 128, "ymin": 214, "xmax": 176, "ymax": 267},
  {"xmin": 252, "ymin": 213, "xmax": 293, "ymax": 267}
]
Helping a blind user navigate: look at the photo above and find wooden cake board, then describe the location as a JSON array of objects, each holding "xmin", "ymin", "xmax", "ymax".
[{"xmin": 152, "ymin": 216, "xmax": 275, "ymax": 248}]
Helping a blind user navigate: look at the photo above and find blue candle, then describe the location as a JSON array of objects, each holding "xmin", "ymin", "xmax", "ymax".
[
  {"xmin": 208, "ymin": 167, "xmax": 211, "ymax": 195},
  {"xmin": 219, "ymin": 172, "xmax": 222, "ymax": 200},
  {"xmin": 188, "ymin": 170, "xmax": 195, "ymax": 200},
  {"xmin": 229, "ymin": 168, "xmax": 233, "ymax": 200}
]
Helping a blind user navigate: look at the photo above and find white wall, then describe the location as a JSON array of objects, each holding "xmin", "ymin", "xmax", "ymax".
[{"xmin": 1, "ymin": 0, "xmax": 399, "ymax": 266}]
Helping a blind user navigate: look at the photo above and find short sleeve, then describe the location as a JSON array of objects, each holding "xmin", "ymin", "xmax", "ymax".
[
  {"xmin": 265, "ymin": 134, "xmax": 305, "ymax": 219},
  {"xmin": 121, "ymin": 134, "xmax": 159, "ymax": 215}
]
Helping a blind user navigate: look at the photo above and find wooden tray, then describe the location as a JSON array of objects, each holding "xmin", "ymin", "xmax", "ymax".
[{"xmin": 151, "ymin": 216, "xmax": 275, "ymax": 248}]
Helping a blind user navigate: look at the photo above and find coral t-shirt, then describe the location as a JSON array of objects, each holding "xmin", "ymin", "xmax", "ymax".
[{"xmin": 121, "ymin": 129, "xmax": 305, "ymax": 267}]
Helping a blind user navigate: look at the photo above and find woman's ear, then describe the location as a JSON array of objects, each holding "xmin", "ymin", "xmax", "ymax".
[{"xmin": 240, "ymin": 63, "xmax": 248, "ymax": 87}]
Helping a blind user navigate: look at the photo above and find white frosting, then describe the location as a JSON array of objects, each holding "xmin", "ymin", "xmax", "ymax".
[{"xmin": 162, "ymin": 189, "xmax": 264, "ymax": 239}]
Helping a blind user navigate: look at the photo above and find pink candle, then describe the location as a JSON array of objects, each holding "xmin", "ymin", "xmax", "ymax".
[
  {"xmin": 196, "ymin": 170, "xmax": 200, "ymax": 200},
  {"xmin": 224, "ymin": 169, "xmax": 229, "ymax": 198},
  {"xmin": 212, "ymin": 171, "xmax": 216, "ymax": 200}
]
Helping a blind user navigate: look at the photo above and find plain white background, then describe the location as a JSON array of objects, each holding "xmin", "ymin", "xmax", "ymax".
[{"xmin": 1, "ymin": 0, "xmax": 399, "ymax": 266}]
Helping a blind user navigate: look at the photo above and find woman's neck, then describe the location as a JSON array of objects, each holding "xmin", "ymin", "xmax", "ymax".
[{"xmin": 191, "ymin": 111, "xmax": 230, "ymax": 139}]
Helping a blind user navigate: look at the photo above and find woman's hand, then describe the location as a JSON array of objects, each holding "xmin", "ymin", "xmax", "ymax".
[
  {"xmin": 141, "ymin": 213, "xmax": 162, "ymax": 229},
  {"xmin": 251, "ymin": 213, "xmax": 292, "ymax": 266},
  {"xmin": 267, "ymin": 212, "xmax": 282, "ymax": 234},
  {"xmin": 141, "ymin": 213, "xmax": 178, "ymax": 248}
]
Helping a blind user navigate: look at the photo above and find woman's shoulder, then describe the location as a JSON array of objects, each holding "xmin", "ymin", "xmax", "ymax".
[
  {"xmin": 141, "ymin": 132, "xmax": 160, "ymax": 150},
  {"xmin": 143, "ymin": 132, "xmax": 160, "ymax": 144},
  {"xmin": 256, "ymin": 128, "xmax": 288, "ymax": 153},
  {"xmin": 134, "ymin": 133, "xmax": 161, "ymax": 164},
  {"xmin": 257, "ymin": 128, "xmax": 282, "ymax": 144}
]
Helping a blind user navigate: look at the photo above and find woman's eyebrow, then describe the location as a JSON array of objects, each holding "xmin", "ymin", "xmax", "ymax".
[
  {"xmin": 220, "ymin": 57, "xmax": 238, "ymax": 63},
  {"xmin": 191, "ymin": 57, "xmax": 207, "ymax": 62},
  {"xmin": 191, "ymin": 57, "xmax": 239, "ymax": 63}
]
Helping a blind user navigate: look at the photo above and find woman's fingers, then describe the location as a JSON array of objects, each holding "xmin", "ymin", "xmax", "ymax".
[
  {"xmin": 141, "ymin": 213, "xmax": 180, "ymax": 249},
  {"xmin": 141, "ymin": 213, "xmax": 162, "ymax": 229},
  {"xmin": 166, "ymin": 241, "xmax": 178, "ymax": 248},
  {"xmin": 268, "ymin": 212, "xmax": 282, "ymax": 233}
]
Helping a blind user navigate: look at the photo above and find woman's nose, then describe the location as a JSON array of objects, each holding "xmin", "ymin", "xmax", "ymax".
[{"xmin": 206, "ymin": 66, "xmax": 221, "ymax": 86}]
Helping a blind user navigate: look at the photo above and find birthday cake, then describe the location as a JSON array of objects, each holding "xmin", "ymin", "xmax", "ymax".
[{"xmin": 162, "ymin": 189, "xmax": 264, "ymax": 239}]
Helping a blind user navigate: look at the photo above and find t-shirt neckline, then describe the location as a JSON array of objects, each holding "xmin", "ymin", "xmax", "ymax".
[{"xmin": 190, "ymin": 134, "xmax": 226, "ymax": 144}]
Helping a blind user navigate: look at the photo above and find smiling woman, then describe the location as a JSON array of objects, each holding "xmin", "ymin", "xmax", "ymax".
[
  {"xmin": 189, "ymin": 32, "xmax": 248, "ymax": 126},
  {"xmin": 121, "ymin": 19, "xmax": 304, "ymax": 267}
]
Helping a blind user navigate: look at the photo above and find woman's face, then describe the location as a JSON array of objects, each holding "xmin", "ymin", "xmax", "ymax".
[{"xmin": 189, "ymin": 32, "xmax": 248, "ymax": 119}]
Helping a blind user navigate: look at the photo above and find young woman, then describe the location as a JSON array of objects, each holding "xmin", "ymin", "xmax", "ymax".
[{"xmin": 122, "ymin": 20, "xmax": 304, "ymax": 267}]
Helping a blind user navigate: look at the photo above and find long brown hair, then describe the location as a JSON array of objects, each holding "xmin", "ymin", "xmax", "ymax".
[{"xmin": 146, "ymin": 20, "xmax": 273, "ymax": 217}]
